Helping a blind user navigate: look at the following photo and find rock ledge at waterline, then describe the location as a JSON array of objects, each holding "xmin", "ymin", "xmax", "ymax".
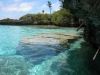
[{"xmin": 21, "ymin": 33, "xmax": 79, "ymax": 46}]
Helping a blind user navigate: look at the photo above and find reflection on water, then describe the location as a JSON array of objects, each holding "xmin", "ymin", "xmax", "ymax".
[{"xmin": 0, "ymin": 25, "xmax": 96, "ymax": 75}]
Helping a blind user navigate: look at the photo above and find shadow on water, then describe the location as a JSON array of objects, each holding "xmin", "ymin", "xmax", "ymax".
[
  {"xmin": 15, "ymin": 38, "xmax": 100, "ymax": 75},
  {"xmin": 58, "ymin": 41, "xmax": 100, "ymax": 75},
  {"xmin": 16, "ymin": 42, "xmax": 68, "ymax": 65}
]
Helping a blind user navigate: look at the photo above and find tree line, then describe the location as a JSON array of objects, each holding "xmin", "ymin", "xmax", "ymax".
[
  {"xmin": 0, "ymin": 8, "xmax": 80, "ymax": 27},
  {"xmin": 0, "ymin": 0, "xmax": 81, "ymax": 27}
]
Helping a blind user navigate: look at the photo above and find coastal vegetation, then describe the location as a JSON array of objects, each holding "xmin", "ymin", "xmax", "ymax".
[
  {"xmin": 0, "ymin": 0, "xmax": 81, "ymax": 27},
  {"xmin": 62, "ymin": 0, "xmax": 100, "ymax": 72},
  {"xmin": 0, "ymin": 8, "xmax": 75, "ymax": 27}
]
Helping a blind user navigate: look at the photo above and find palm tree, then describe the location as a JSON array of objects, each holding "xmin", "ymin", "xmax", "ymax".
[
  {"xmin": 47, "ymin": 1, "xmax": 52, "ymax": 24},
  {"xmin": 42, "ymin": 10, "xmax": 45, "ymax": 14},
  {"xmin": 47, "ymin": 1, "xmax": 52, "ymax": 15},
  {"xmin": 59, "ymin": 0, "xmax": 64, "ymax": 7}
]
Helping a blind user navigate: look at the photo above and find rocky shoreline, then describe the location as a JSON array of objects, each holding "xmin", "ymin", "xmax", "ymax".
[{"xmin": 21, "ymin": 33, "xmax": 79, "ymax": 46}]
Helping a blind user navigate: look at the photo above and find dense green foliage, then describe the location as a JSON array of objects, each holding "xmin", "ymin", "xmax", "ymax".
[
  {"xmin": 19, "ymin": 8, "xmax": 73, "ymax": 26},
  {"xmin": 0, "ymin": 18, "xmax": 23, "ymax": 25},
  {"xmin": 19, "ymin": 13, "xmax": 50, "ymax": 25},
  {"xmin": 62, "ymin": 0, "xmax": 100, "ymax": 71},
  {"xmin": 52, "ymin": 8, "xmax": 72, "ymax": 26},
  {"xmin": 62, "ymin": 0, "xmax": 100, "ymax": 47},
  {"xmin": 0, "ymin": 8, "xmax": 75, "ymax": 27}
]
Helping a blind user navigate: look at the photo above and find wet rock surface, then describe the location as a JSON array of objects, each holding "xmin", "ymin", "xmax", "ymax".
[
  {"xmin": 16, "ymin": 33, "xmax": 79, "ymax": 65},
  {"xmin": 21, "ymin": 33, "xmax": 79, "ymax": 45}
]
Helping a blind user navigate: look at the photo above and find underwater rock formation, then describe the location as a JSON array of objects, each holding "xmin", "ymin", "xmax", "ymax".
[
  {"xmin": 21, "ymin": 33, "xmax": 79, "ymax": 45},
  {"xmin": 16, "ymin": 33, "xmax": 79, "ymax": 65}
]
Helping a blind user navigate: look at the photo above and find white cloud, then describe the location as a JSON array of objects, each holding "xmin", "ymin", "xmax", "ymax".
[
  {"xmin": 0, "ymin": 1, "xmax": 34, "ymax": 12},
  {"xmin": 52, "ymin": 1, "xmax": 61, "ymax": 11},
  {"xmin": 0, "ymin": 0, "xmax": 60, "ymax": 13},
  {"xmin": 0, "ymin": 0, "xmax": 61, "ymax": 19},
  {"xmin": 38, "ymin": 1, "xmax": 60, "ymax": 13}
]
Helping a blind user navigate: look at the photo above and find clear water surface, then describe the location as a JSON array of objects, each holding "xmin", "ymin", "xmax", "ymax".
[{"xmin": 0, "ymin": 25, "xmax": 94, "ymax": 75}]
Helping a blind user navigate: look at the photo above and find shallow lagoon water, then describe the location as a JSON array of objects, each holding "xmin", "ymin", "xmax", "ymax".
[
  {"xmin": 0, "ymin": 25, "xmax": 78, "ymax": 55},
  {"xmin": 0, "ymin": 25, "xmax": 94, "ymax": 75}
]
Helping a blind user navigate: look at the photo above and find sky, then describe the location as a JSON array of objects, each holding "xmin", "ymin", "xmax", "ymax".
[{"xmin": 0, "ymin": 0, "xmax": 61, "ymax": 19}]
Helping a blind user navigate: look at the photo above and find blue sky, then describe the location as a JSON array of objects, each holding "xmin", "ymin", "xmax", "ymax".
[{"xmin": 0, "ymin": 0, "xmax": 60, "ymax": 19}]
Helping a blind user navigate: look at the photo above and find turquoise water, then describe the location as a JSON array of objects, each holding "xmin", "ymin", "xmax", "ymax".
[
  {"xmin": 0, "ymin": 25, "xmax": 93, "ymax": 75},
  {"xmin": 0, "ymin": 25, "xmax": 78, "ymax": 56}
]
